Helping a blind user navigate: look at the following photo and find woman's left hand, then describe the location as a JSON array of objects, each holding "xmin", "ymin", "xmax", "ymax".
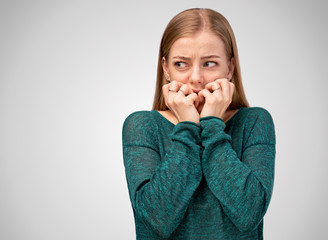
[{"xmin": 198, "ymin": 78, "xmax": 235, "ymax": 119}]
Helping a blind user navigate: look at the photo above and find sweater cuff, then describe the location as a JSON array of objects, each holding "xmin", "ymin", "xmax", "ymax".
[
  {"xmin": 200, "ymin": 116, "xmax": 226, "ymax": 132},
  {"xmin": 200, "ymin": 116, "xmax": 231, "ymax": 145},
  {"xmin": 171, "ymin": 121, "xmax": 202, "ymax": 146}
]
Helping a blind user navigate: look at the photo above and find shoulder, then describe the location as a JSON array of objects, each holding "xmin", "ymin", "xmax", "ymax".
[
  {"xmin": 123, "ymin": 111, "xmax": 156, "ymax": 127},
  {"xmin": 122, "ymin": 111, "xmax": 159, "ymax": 144},
  {"xmin": 239, "ymin": 107, "xmax": 276, "ymax": 145},
  {"xmin": 123, "ymin": 111, "xmax": 159, "ymax": 134},
  {"xmin": 242, "ymin": 107, "xmax": 274, "ymax": 125}
]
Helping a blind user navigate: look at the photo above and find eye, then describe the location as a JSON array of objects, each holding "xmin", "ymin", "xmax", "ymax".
[
  {"xmin": 204, "ymin": 61, "xmax": 217, "ymax": 67},
  {"xmin": 174, "ymin": 62, "xmax": 187, "ymax": 68}
]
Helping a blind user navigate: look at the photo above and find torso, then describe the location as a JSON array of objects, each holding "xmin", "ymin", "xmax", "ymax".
[{"xmin": 123, "ymin": 106, "xmax": 273, "ymax": 239}]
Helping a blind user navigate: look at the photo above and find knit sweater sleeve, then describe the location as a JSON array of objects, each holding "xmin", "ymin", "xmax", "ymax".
[
  {"xmin": 200, "ymin": 107, "xmax": 276, "ymax": 232},
  {"xmin": 122, "ymin": 111, "xmax": 203, "ymax": 238}
]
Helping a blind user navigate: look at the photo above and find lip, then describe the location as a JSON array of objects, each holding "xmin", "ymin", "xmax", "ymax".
[{"xmin": 192, "ymin": 89, "xmax": 202, "ymax": 94}]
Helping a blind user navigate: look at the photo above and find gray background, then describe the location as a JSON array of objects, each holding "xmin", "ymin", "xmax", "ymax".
[{"xmin": 1, "ymin": 0, "xmax": 327, "ymax": 239}]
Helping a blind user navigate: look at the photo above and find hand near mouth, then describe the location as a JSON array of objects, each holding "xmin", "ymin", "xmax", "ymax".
[
  {"xmin": 198, "ymin": 78, "xmax": 235, "ymax": 119},
  {"xmin": 162, "ymin": 81, "xmax": 200, "ymax": 124},
  {"xmin": 162, "ymin": 79, "xmax": 234, "ymax": 123}
]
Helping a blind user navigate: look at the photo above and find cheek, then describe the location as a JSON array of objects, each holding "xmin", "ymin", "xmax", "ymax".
[
  {"xmin": 169, "ymin": 71, "xmax": 189, "ymax": 83},
  {"xmin": 203, "ymin": 72, "xmax": 224, "ymax": 84},
  {"xmin": 204, "ymin": 68, "xmax": 229, "ymax": 83}
]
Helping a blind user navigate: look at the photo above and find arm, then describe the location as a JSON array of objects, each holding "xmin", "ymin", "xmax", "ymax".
[
  {"xmin": 200, "ymin": 108, "xmax": 276, "ymax": 232},
  {"xmin": 122, "ymin": 112, "xmax": 202, "ymax": 238}
]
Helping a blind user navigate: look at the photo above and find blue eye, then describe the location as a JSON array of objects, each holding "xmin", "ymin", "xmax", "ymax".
[
  {"xmin": 174, "ymin": 62, "xmax": 187, "ymax": 68},
  {"xmin": 204, "ymin": 61, "xmax": 217, "ymax": 67}
]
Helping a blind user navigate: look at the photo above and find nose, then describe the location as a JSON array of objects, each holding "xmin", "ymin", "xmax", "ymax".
[{"xmin": 189, "ymin": 66, "xmax": 203, "ymax": 85}]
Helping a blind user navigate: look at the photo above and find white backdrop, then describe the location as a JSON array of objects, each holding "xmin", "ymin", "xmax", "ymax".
[{"xmin": 1, "ymin": 0, "xmax": 327, "ymax": 239}]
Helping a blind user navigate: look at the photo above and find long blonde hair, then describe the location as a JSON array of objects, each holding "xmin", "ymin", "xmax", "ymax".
[{"xmin": 152, "ymin": 8, "xmax": 250, "ymax": 111}]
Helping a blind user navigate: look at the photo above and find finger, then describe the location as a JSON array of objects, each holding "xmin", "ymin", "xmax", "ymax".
[
  {"xmin": 215, "ymin": 79, "xmax": 230, "ymax": 99},
  {"xmin": 186, "ymin": 92, "xmax": 199, "ymax": 107},
  {"xmin": 178, "ymin": 84, "xmax": 187, "ymax": 96},
  {"xmin": 171, "ymin": 80, "xmax": 183, "ymax": 88},
  {"xmin": 211, "ymin": 81, "xmax": 222, "ymax": 92},
  {"xmin": 204, "ymin": 80, "xmax": 222, "ymax": 93},
  {"xmin": 198, "ymin": 89, "xmax": 212, "ymax": 100},
  {"xmin": 211, "ymin": 86, "xmax": 224, "ymax": 101},
  {"xmin": 229, "ymin": 82, "xmax": 235, "ymax": 98},
  {"xmin": 204, "ymin": 81, "xmax": 217, "ymax": 92},
  {"xmin": 197, "ymin": 89, "xmax": 205, "ymax": 104},
  {"xmin": 168, "ymin": 81, "xmax": 181, "ymax": 94},
  {"xmin": 179, "ymin": 84, "xmax": 194, "ymax": 96},
  {"xmin": 162, "ymin": 83, "xmax": 170, "ymax": 102}
]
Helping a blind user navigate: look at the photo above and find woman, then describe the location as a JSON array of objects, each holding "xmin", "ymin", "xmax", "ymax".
[{"xmin": 122, "ymin": 8, "xmax": 275, "ymax": 240}]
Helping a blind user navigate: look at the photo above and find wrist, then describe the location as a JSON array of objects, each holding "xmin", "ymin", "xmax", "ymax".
[
  {"xmin": 179, "ymin": 117, "xmax": 200, "ymax": 125},
  {"xmin": 200, "ymin": 113, "xmax": 222, "ymax": 119}
]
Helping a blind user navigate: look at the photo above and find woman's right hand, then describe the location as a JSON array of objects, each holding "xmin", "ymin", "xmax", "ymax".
[{"xmin": 162, "ymin": 81, "xmax": 200, "ymax": 124}]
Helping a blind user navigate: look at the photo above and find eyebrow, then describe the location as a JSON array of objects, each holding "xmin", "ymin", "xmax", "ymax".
[{"xmin": 172, "ymin": 55, "xmax": 221, "ymax": 60}]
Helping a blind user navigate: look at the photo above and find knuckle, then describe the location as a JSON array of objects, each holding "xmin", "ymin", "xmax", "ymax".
[
  {"xmin": 215, "ymin": 79, "xmax": 223, "ymax": 84},
  {"xmin": 163, "ymin": 83, "xmax": 170, "ymax": 91}
]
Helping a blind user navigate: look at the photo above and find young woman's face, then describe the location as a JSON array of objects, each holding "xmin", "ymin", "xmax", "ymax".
[{"xmin": 163, "ymin": 31, "xmax": 234, "ymax": 93}]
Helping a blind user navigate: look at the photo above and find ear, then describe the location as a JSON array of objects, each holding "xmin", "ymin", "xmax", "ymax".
[
  {"xmin": 162, "ymin": 57, "xmax": 170, "ymax": 80},
  {"xmin": 227, "ymin": 57, "xmax": 235, "ymax": 80}
]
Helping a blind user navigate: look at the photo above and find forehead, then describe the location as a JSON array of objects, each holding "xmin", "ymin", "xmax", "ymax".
[{"xmin": 169, "ymin": 31, "xmax": 226, "ymax": 58}]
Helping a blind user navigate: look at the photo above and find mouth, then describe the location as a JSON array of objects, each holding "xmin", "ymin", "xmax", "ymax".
[{"xmin": 192, "ymin": 89, "xmax": 201, "ymax": 94}]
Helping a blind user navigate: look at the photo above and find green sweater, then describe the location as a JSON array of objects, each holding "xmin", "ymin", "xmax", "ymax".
[{"xmin": 122, "ymin": 107, "xmax": 275, "ymax": 239}]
